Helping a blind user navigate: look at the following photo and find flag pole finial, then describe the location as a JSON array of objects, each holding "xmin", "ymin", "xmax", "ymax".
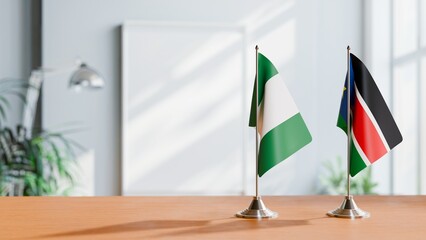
[
  {"xmin": 255, "ymin": 45, "xmax": 259, "ymax": 50},
  {"xmin": 347, "ymin": 45, "xmax": 351, "ymax": 51}
]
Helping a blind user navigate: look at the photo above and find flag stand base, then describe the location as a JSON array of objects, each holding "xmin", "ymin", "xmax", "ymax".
[
  {"xmin": 327, "ymin": 195, "xmax": 370, "ymax": 219},
  {"xmin": 236, "ymin": 196, "xmax": 278, "ymax": 219}
]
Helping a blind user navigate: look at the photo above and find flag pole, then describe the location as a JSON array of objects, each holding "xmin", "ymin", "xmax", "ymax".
[
  {"xmin": 326, "ymin": 46, "xmax": 369, "ymax": 219},
  {"xmin": 236, "ymin": 45, "xmax": 277, "ymax": 219},
  {"xmin": 346, "ymin": 45, "xmax": 351, "ymax": 198},
  {"xmin": 255, "ymin": 45, "xmax": 259, "ymax": 198}
]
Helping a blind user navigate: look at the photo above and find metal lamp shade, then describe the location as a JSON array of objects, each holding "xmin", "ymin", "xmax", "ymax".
[{"xmin": 69, "ymin": 63, "xmax": 104, "ymax": 90}]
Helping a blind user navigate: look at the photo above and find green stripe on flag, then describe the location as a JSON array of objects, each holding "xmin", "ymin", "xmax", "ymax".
[
  {"xmin": 257, "ymin": 53, "xmax": 279, "ymax": 105},
  {"xmin": 350, "ymin": 141, "xmax": 368, "ymax": 177},
  {"xmin": 336, "ymin": 114, "xmax": 368, "ymax": 177},
  {"xmin": 249, "ymin": 80, "xmax": 257, "ymax": 127},
  {"xmin": 249, "ymin": 53, "xmax": 279, "ymax": 127},
  {"xmin": 337, "ymin": 114, "xmax": 347, "ymax": 133},
  {"xmin": 258, "ymin": 113, "xmax": 312, "ymax": 176}
]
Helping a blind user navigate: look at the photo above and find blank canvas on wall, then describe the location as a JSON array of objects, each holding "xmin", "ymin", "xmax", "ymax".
[{"xmin": 121, "ymin": 22, "xmax": 248, "ymax": 195}]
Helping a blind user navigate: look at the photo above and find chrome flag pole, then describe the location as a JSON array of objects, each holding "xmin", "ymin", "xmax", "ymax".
[
  {"xmin": 236, "ymin": 45, "xmax": 277, "ymax": 219},
  {"xmin": 327, "ymin": 46, "xmax": 369, "ymax": 219}
]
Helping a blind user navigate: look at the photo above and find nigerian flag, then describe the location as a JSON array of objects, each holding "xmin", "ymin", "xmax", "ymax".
[{"xmin": 249, "ymin": 53, "xmax": 312, "ymax": 177}]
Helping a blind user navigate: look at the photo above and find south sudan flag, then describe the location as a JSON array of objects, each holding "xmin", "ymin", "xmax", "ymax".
[{"xmin": 338, "ymin": 53, "xmax": 403, "ymax": 177}]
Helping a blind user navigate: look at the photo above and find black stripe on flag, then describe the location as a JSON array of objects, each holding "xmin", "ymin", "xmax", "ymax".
[{"xmin": 350, "ymin": 53, "xmax": 403, "ymax": 149}]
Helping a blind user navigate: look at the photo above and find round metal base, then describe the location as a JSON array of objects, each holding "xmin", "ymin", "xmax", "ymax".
[
  {"xmin": 327, "ymin": 195, "xmax": 370, "ymax": 219},
  {"xmin": 236, "ymin": 196, "xmax": 278, "ymax": 219}
]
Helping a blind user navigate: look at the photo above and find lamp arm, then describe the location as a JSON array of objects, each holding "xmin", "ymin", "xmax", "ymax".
[
  {"xmin": 21, "ymin": 59, "xmax": 103, "ymax": 136},
  {"xmin": 21, "ymin": 72, "xmax": 42, "ymax": 137},
  {"xmin": 34, "ymin": 59, "xmax": 82, "ymax": 78},
  {"xmin": 21, "ymin": 60, "xmax": 80, "ymax": 137}
]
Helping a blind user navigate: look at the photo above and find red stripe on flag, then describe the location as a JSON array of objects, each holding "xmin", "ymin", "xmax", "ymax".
[{"xmin": 352, "ymin": 97, "xmax": 387, "ymax": 163}]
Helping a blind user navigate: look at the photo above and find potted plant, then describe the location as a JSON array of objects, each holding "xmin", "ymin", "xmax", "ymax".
[
  {"xmin": 318, "ymin": 156, "xmax": 378, "ymax": 195},
  {"xmin": 0, "ymin": 79, "xmax": 81, "ymax": 196}
]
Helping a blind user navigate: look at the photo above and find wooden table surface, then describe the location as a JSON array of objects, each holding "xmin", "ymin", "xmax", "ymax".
[{"xmin": 1, "ymin": 196, "xmax": 425, "ymax": 239}]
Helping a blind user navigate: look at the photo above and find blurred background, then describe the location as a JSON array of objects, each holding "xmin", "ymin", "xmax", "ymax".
[{"xmin": 0, "ymin": 0, "xmax": 424, "ymax": 196}]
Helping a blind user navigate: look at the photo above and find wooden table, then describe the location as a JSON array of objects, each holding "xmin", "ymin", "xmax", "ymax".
[{"xmin": 1, "ymin": 196, "xmax": 425, "ymax": 239}]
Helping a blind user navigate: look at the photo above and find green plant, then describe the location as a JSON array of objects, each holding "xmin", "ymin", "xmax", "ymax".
[
  {"xmin": 0, "ymin": 78, "xmax": 82, "ymax": 196},
  {"xmin": 0, "ymin": 126, "xmax": 83, "ymax": 196},
  {"xmin": 319, "ymin": 156, "xmax": 378, "ymax": 195}
]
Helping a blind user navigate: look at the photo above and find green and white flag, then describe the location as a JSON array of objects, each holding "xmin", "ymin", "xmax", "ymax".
[{"xmin": 249, "ymin": 53, "xmax": 312, "ymax": 177}]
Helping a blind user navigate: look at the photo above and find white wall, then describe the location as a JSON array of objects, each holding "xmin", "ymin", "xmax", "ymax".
[
  {"xmin": 0, "ymin": 0, "xmax": 32, "ymax": 127},
  {"xmin": 42, "ymin": 0, "xmax": 363, "ymax": 195}
]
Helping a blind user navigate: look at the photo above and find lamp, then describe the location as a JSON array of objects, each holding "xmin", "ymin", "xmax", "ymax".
[
  {"xmin": 69, "ymin": 63, "xmax": 104, "ymax": 90},
  {"xmin": 22, "ymin": 61, "xmax": 104, "ymax": 136}
]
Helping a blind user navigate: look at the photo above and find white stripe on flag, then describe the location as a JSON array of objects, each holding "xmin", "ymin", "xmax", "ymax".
[
  {"xmin": 351, "ymin": 129, "xmax": 372, "ymax": 166},
  {"xmin": 258, "ymin": 74, "xmax": 299, "ymax": 138}
]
